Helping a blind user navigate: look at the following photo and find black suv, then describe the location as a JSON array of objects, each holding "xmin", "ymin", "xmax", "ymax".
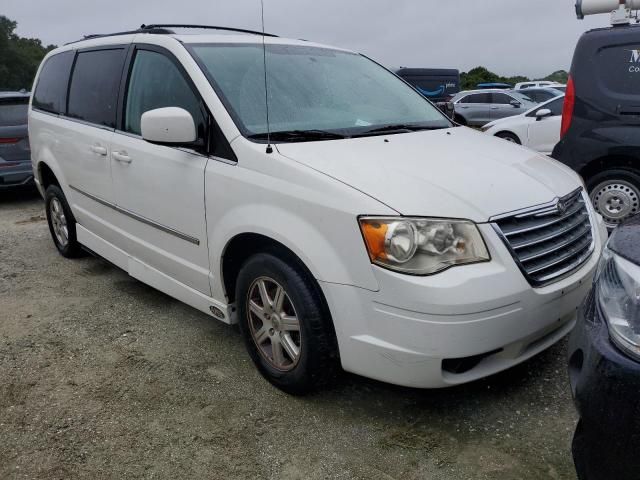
[{"xmin": 552, "ymin": 23, "xmax": 640, "ymax": 229}]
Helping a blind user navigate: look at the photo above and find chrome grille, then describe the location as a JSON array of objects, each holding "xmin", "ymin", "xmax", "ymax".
[{"xmin": 492, "ymin": 188, "xmax": 594, "ymax": 287}]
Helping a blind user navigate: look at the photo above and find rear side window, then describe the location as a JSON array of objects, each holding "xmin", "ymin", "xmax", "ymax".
[
  {"xmin": 124, "ymin": 49, "xmax": 205, "ymax": 139},
  {"xmin": 32, "ymin": 51, "xmax": 74, "ymax": 114},
  {"xmin": 67, "ymin": 48, "xmax": 126, "ymax": 128},
  {"xmin": 597, "ymin": 44, "xmax": 640, "ymax": 97},
  {"xmin": 0, "ymin": 98, "xmax": 29, "ymax": 126}
]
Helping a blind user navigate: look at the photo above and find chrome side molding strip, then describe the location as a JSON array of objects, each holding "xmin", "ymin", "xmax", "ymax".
[{"xmin": 69, "ymin": 185, "xmax": 200, "ymax": 246}]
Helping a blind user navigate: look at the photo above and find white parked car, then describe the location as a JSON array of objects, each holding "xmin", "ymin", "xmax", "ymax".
[
  {"xmin": 29, "ymin": 25, "xmax": 606, "ymax": 394},
  {"xmin": 482, "ymin": 95, "xmax": 564, "ymax": 155},
  {"xmin": 515, "ymin": 81, "xmax": 566, "ymax": 90}
]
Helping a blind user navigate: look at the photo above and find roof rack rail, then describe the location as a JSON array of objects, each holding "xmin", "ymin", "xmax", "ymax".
[
  {"xmin": 65, "ymin": 27, "xmax": 172, "ymax": 45},
  {"xmin": 65, "ymin": 23, "xmax": 277, "ymax": 46},
  {"xmin": 139, "ymin": 24, "xmax": 279, "ymax": 37}
]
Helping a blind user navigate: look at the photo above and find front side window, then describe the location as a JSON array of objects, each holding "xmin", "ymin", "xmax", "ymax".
[
  {"xmin": 124, "ymin": 49, "xmax": 206, "ymax": 142},
  {"xmin": 492, "ymin": 93, "xmax": 514, "ymax": 105},
  {"xmin": 545, "ymin": 97, "xmax": 564, "ymax": 116},
  {"xmin": 189, "ymin": 43, "xmax": 451, "ymax": 139},
  {"xmin": 67, "ymin": 49, "xmax": 126, "ymax": 127},
  {"xmin": 460, "ymin": 93, "xmax": 491, "ymax": 104},
  {"xmin": 0, "ymin": 98, "xmax": 29, "ymax": 126},
  {"xmin": 32, "ymin": 51, "xmax": 74, "ymax": 114}
]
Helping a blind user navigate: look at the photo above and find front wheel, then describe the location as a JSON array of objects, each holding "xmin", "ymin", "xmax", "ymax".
[
  {"xmin": 495, "ymin": 132, "xmax": 521, "ymax": 144},
  {"xmin": 587, "ymin": 169, "xmax": 640, "ymax": 230},
  {"xmin": 236, "ymin": 252, "xmax": 338, "ymax": 395}
]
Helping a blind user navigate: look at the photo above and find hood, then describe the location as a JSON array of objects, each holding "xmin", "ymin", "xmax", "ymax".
[
  {"xmin": 276, "ymin": 127, "xmax": 581, "ymax": 222},
  {"xmin": 482, "ymin": 114, "xmax": 524, "ymax": 130}
]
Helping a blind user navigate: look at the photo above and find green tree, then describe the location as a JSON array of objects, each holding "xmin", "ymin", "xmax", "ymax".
[
  {"xmin": 460, "ymin": 66, "xmax": 569, "ymax": 90},
  {"xmin": 0, "ymin": 15, "xmax": 56, "ymax": 91},
  {"xmin": 543, "ymin": 70, "xmax": 569, "ymax": 84}
]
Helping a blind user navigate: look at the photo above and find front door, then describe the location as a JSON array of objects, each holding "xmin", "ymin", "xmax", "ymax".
[
  {"xmin": 490, "ymin": 92, "xmax": 525, "ymax": 121},
  {"xmin": 527, "ymin": 97, "xmax": 564, "ymax": 154},
  {"xmin": 110, "ymin": 45, "xmax": 211, "ymax": 295}
]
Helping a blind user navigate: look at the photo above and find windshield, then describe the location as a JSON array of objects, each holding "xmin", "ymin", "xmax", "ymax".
[
  {"xmin": 510, "ymin": 91, "xmax": 535, "ymax": 104},
  {"xmin": 189, "ymin": 43, "xmax": 451, "ymax": 140}
]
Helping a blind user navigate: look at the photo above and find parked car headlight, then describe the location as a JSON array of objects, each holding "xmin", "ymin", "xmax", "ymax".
[
  {"xmin": 359, "ymin": 217, "xmax": 490, "ymax": 275},
  {"xmin": 596, "ymin": 247, "xmax": 640, "ymax": 360}
]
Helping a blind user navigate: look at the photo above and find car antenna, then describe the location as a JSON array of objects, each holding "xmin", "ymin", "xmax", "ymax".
[{"xmin": 261, "ymin": 0, "xmax": 273, "ymax": 154}]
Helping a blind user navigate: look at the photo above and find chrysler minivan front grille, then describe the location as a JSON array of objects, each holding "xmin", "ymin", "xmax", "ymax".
[{"xmin": 492, "ymin": 188, "xmax": 594, "ymax": 287}]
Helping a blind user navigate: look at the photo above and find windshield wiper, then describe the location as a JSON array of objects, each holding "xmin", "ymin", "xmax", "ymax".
[
  {"xmin": 247, "ymin": 129, "xmax": 346, "ymax": 142},
  {"xmin": 355, "ymin": 124, "xmax": 446, "ymax": 136}
]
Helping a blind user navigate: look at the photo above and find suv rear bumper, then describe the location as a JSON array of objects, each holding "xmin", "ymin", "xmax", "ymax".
[{"xmin": 0, "ymin": 159, "xmax": 34, "ymax": 189}]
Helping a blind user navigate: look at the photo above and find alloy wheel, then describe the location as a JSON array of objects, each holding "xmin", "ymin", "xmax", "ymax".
[
  {"xmin": 246, "ymin": 277, "xmax": 302, "ymax": 371},
  {"xmin": 49, "ymin": 198, "xmax": 69, "ymax": 247}
]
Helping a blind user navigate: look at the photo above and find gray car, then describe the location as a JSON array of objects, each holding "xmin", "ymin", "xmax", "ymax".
[
  {"xmin": 452, "ymin": 89, "xmax": 536, "ymax": 127},
  {"xmin": 0, "ymin": 91, "xmax": 33, "ymax": 189}
]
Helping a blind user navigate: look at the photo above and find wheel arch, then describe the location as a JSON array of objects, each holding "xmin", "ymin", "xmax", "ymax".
[
  {"xmin": 221, "ymin": 232, "xmax": 322, "ymax": 305},
  {"xmin": 453, "ymin": 113, "xmax": 467, "ymax": 125},
  {"xmin": 495, "ymin": 130, "xmax": 521, "ymax": 144},
  {"xmin": 579, "ymin": 155, "xmax": 640, "ymax": 183},
  {"xmin": 38, "ymin": 162, "xmax": 60, "ymax": 190}
]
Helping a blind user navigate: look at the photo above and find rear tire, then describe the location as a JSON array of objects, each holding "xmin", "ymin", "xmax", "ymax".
[
  {"xmin": 587, "ymin": 169, "xmax": 640, "ymax": 230},
  {"xmin": 495, "ymin": 132, "xmax": 521, "ymax": 144},
  {"xmin": 236, "ymin": 252, "xmax": 339, "ymax": 395},
  {"xmin": 45, "ymin": 185, "xmax": 83, "ymax": 258}
]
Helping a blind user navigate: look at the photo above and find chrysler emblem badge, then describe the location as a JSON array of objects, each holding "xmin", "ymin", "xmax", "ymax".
[{"xmin": 556, "ymin": 200, "xmax": 567, "ymax": 215}]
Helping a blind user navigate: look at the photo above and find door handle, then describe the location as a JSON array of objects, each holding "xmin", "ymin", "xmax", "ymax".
[
  {"xmin": 112, "ymin": 151, "xmax": 132, "ymax": 164},
  {"xmin": 490, "ymin": 106, "xmax": 499, "ymax": 110},
  {"xmin": 90, "ymin": 145, "xmax": 107, "ymax": 156}
]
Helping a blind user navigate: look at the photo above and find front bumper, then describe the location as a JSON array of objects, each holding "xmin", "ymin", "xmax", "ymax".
[
  {"xmin": 568, "ymin": 292, "xmax": 640, "ymax": 480},
  {"xmin": 321, "ymin": 219, "xmax": 607, "ymax": 388},
  {"xmin": 0, "ymin": 160, "xmax": 34, "ymax": 189}
]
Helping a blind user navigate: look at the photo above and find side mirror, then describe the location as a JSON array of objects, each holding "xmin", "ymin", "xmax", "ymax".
[
  {"xmin": 510, "ymin": 100, "xmax": 522, "ymax": 108},
  {"xmin": 141, "ymin": 107, "xmax": 197, "ymax": 145},
  {"xmin": 535, "ymin": 108, "xmax": 552, "ymax": 120}
]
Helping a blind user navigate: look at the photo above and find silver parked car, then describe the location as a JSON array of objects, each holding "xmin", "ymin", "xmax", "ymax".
[
  {"xmin": 452, "ymin": 89, "xmax": 536, "ymax": 127},
  {"xmin": 0, "ymin": 91, "xmax": 33, "ymax": 189}
]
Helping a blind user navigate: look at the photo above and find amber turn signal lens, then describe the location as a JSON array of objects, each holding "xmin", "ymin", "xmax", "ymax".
[{"xmin": 360, "ymin": 220, "xmax": 388, "ymax": 261}]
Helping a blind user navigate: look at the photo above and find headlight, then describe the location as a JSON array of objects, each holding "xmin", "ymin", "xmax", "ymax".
[
  {"xmin": 596, "ymin": 247, "xmax": 640, "ymax": 359},
  {"xmin": 359, "ymin": 217, "xmax": 490, "ymax": 275}
]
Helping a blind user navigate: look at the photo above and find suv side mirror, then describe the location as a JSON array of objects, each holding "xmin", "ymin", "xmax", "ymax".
[
  {"xmin": 535, "ymin": 108, "xmax": 552, "ymax": 120},
  {"xmin": 510, "ymin": 100, "xmax": 522, "ymax": 108},
  {"xmin": 141, "ymin": 107, "xmax": 197, "ymax": 145}
]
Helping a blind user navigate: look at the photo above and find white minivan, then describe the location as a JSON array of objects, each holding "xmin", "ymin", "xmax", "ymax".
[{"xmin": 29, "ymin": 25, "xmax": 607, "ymax": 394}]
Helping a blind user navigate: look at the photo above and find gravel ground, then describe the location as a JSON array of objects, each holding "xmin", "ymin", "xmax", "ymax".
[{"xmin": 0, "ymin": 190, "xmax": 578, "ymax": 480}]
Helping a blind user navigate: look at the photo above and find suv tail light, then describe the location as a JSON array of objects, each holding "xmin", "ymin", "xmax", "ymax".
[
  {"xmin": 0, "ymin": 137, "xmax": 20, "ymax": 144},
  {"xmin": 561, "ymin": 76, "xmax": 575, "ymax": 138}
]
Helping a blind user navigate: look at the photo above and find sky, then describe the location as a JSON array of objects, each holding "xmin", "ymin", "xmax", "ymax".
[{"xmin": 4, "ymin": 0, "xmax": 609, "ymax": 78}]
